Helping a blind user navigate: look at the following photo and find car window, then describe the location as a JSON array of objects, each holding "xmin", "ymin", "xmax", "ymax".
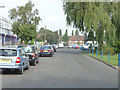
[
  {"xmin": 41, "ymin": 46, "xmax": 51, "ymax": 49},
  {"xmin": 0, "ymin": 49, "xmax": 17, "ymax": 56},
  {"xmin": 18, "ymin": 46, "xmax": 33, "ymax": 53}
]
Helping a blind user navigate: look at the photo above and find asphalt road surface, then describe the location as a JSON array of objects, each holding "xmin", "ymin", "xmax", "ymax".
[{"xmin": 1, "ymin": 48, "xmax": 118, "ymax": 88}]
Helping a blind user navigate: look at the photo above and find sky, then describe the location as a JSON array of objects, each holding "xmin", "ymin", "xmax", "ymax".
[{"xmin": 0, "ymin": 0, "xmax": 83, "ymax": 36}]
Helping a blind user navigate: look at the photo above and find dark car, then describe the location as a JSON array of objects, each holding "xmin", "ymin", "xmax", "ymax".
[
  {"xmin": 18, "ymin": 45, "xmax": 39, "ymax": 66},
  {"xmin": 51, "ymin": 44, "xmax": 57, "ymax": 52},
  {"xmin": 39, "ymin": 45, "xmax": 54, "ymax": 57}
]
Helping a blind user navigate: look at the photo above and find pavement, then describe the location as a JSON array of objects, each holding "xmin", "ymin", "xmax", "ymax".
[{"xmin": 0, "ymin": 48, "xmax": 118, "ymax": 88}]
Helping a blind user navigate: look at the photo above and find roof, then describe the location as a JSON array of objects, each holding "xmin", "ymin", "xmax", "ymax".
[
  {"xmin": 0, "ymin": 47, "xmax": 18, "ymax": 50},
  {"xmin": 68, "ymin": 36, "xmax": 84, "ymax": 41}
]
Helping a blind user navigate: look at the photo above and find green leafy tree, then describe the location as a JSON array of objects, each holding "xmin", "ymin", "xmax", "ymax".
[
  {"xmin": 75, "ymin": 29, "xmax": 79, "ymax": 36},
  {"xmin": 62, "ymin": 29, "xmax": 69, "ymax": 42},
  {"xmin": 63, "ymin": 2, "xmax": 117, "ymax": 50},
  {"xmin": 72, "ymin": 30, "xmax": 74, "ymax": 36},
  {"xmin": 18, "ymin": 24, "xmax": 37, "ymax": 44},
  {"xmin": 59, "ymin": 29, "xmax": 62, "ymax": 36},
  {"xmin": 37, "ymin": 28, "xmax": 59, "ymax": 44},
  {"xmin": 9, "ymin": 0, "xmax": 41, "ymax": 44}
]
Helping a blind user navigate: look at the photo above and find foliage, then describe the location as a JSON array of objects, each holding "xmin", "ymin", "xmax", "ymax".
[
  {"xmin": 75, "ymin": 29, "xmax": 79, "ymax": 36},
  {"xmin": 102, "ymin": 45, "xmax": 115, "ymax": 55},
  {"xmin": 9, "ymin": 0, "xmax": 41, "ymax": 44},
  {"xmin": 88, "ymin": 30, "xmax": 94, "ymax": 41},
  {"xmin": 59, "ymin": 29, "xmax": 62, "ymax": 36},
  {"xmin": 37, "ymin": 28, "xmax": 59, "ymax": 44},
  {"xmin": 63, "ymin": 2, "xmax": 118, "ymax": 51},
  {"xmin": 62, "ymin": 29, "xmax": 69, "ymax": 42},
  {"xmin": 72, "ymin": 30, "xmax": 74, "ymax": 36},
  {"xmin": 18, "ymin": 24, "xmax": 37, "ymax": 44}
]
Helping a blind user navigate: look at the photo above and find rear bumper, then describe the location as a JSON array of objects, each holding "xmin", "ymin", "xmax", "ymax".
[
  {"xmin": 40, "ymin": 52, "xmax": 52, "ymax": 56},
  {"xmin": 0, "ymin": 65, "xmax": 22, "ymax": 70}
]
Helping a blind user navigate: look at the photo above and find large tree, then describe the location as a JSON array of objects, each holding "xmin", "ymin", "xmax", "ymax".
[
  {"xmin": 63, "ymin": 2, "xmax": 118, "ymax": 50},
  {"xmin": 62, "ymin": 29, "xmax": 69, "ymax": 42},
  {"xmin": 37, "ymin": 28, "xmax": 59, "ymax": 44},
  {"xmin": 9, "ymin": 0, "xmax": 41, "ymax": 44},
  {"xmin": 72, "ymin": 30, "xmax": 74, "ymax": 36},
  {"xmin": 75, "ymin": 29, "xmax": 79, "ymax": 36}
]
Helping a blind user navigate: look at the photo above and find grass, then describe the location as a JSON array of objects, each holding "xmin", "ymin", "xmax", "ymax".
[{"xmin": 81, "ymin": 51, "xmax": 118, "ymax": 66}]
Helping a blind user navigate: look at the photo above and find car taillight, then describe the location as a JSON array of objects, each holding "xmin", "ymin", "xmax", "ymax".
[
  {"xmin": 16, "ymin": 57, "xmax": 21, "ymax": 63},
  {"xmin": 48, "ymin": 50, "xmax": 52, "ymax": 52},
  {"xmin": 33, "ymin": 53, "xmax": 35, "ymax": 57},
  {"xmin": 40, "ymin": 50, "xmax": 43, "ymax": 52}
]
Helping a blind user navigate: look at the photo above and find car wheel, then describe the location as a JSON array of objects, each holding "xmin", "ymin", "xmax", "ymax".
[
  {"xmin": 36, "ymin": 58, "xmax": 39, "ymax": 63},
  {"xmin": 50, "ymin": 54, "xmax": 53, "ymax": 57},
  {"xmin": 33, "ymin": 60, "xmax": 36, "ymax": 66},
  {"xmin": 26, "ymin": 62, "xmax": 30, "ymax": 70},
  {"xmin": 19, "ymin": 67, "xmax": 24, "ymax": 74}
]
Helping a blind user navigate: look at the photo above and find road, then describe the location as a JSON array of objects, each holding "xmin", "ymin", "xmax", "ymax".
[{"xmin": 1, "ymin": 48, "xmax": 118, "ymax": 88}]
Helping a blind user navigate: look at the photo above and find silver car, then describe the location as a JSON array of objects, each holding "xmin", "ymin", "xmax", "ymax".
[{"xmin": 0, "ymin": 48, "xmax": 30, "ymax": 74}]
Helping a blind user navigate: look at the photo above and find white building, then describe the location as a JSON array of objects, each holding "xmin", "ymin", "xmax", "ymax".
[{"xmin": 0, "ymin": 16, "xmax": 19, "ymax": 47}]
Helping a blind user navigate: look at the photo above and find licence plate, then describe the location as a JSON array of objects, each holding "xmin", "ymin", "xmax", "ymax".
[
  {"xmin": 0, "ymin": 59, "xmax": 11, "ymax": 63},
  {"xmin": 43, "ymin": 50, "xmax": 48, "ymax": 52}
]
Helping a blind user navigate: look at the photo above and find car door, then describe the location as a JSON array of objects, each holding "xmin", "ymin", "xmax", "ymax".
[
  {"xmin": 34, "ymin": 47, "xmax": 39, "ymax": 61},
  {"xmin": 20, "ymin": 50, "xmax": 27, "ymax": 68}
]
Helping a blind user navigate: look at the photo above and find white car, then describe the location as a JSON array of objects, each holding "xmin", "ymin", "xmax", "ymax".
[{"xmin": 68, "ymin": 44, "xmax": 73, "ymax": 48}]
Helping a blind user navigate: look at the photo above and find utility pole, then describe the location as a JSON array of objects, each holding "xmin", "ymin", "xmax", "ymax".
[{"xmin": 45, "ymin": 26, "xmax": 46, "ymax": 45}]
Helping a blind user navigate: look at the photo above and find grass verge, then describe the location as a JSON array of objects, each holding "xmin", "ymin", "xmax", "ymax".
[{"xmin": 81, "ymin": 51, "xmax": 118, "ymax": 66}]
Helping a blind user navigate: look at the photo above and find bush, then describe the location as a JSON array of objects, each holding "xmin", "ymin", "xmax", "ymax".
[{"xmin": 102, "ymin": 45, "xmax": 115, "ymax": 55}]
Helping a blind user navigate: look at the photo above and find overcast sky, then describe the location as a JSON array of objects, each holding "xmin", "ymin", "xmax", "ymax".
[{"xmin": 0, "ymin": 0, "xmax": 83, "ymax": 36}]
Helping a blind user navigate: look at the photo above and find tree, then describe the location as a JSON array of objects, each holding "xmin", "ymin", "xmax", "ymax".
[
  {"xmin": 75, "ymin": 29, "xmax": 79, "ymax": 36},
  {"xmin": 9, "ymin": 0, "xmax": 41, "ymax": 44},
  {"xmin": 59, "ymin": 29, "xmax": 62, "ymax": 36},
  {"xmin": 63, "ymin": 2, "xmax": 117, "ymax": 50},
  {"xmin": 84, "ymin": 32, "xmax": 88, "ymax": 42},
  {"xmin": 18, "ymin": 24, "xmax": 37, "ymax": 44},
  {"xmin": 72, "ymin": 30, "xmax": 74, "ymax": 36},
  {"xmin": 37, "ymin": 28, "xmax": 59, "ymax": 44},
  {"xmin": 88, "ymin": 30, "xmax": 94, "ymax": 42},
  {"xmin": 62, "ymin": 29, "xmax": 69, "ymax": 42}
]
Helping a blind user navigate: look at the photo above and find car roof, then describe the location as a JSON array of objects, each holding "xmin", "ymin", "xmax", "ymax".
[
  {"xmin": 0, "ymin": 47, "xmax": 21, "ymax": 50},
  {"xmin": 18, "ymin": 45, "xmax": 37, "ymax": 47}
]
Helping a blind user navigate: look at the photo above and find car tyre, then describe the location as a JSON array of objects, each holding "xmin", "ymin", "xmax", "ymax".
[
  {"xmin": 26, "ymin": 62, "xmax": 30, "ymax": 70},
  {"xmin": 19, "ymin": 67, "xmax": 24, "ymax": 74},
  {"xmin": 33, "ymin": 60, "xmax": 36, "ymax": 66},
  {"xmin": 50, "ymin": 54, "xmax": 53, "ymax": 57}
]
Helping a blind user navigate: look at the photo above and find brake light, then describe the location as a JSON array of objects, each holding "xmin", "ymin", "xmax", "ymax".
[
  {"xmin": 16, "ymin": 57, "xmax": 21, "ymax": 63},
  {"xmin": 48, "ymin": 50, "xmax": 52, "ymax": 52},
  {"xmin": 40, "ymin": 50, "xmax": 43, "ymax": 52},
  {"xmin": 33, "ymin": 53, "xmax": 35, "ymax": 57}
]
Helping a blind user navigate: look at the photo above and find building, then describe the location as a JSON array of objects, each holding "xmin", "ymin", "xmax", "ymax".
[
  {"xmin": 0, "ymin": 16, "xmax": 19, "ymax": 47},
  {"xmin": 68, "ymin": 36, "xmax": 84, "ymax": 45}
]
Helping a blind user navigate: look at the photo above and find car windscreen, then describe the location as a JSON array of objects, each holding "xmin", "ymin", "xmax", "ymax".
[
  {"xmin": 85, "ymin": 43, "xmax": 89, "ymax": 45},
  {"xmin": 0, "ymin": 49, "xmax": 17, "ymax": 56},
  {"xmin": 18, "ymin": 46, "xmax": 34, "ymax": 53},
  {"xmin": 41, "ymin": 46, "xmax": 51, "ymax": 50}
]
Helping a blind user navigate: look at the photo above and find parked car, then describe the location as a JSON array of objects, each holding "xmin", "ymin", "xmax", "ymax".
[
  {"xmin": 39, "ymin": 45, "xmax": 54, "ymax": 57},
  {"xmin": 51, "ymin": 44, "xmax": 57, "ymax": 52},
  {"xmin": 73, "ymin": 44, "xmax": 79, "ymax": 49},
  {"xmin": 55, "ymin": 44, "xmax": 58, "ymax": 49},
  {"xmin": 0, "ymin": 48, "xmax": 29, "ymax": 74},
  {"xmin": 68, "ymin": 44, "xmax": 73, "ymax": 48},
  {"xmin": 58, "ymin": 43, "xmax": 64, "ymax": 48},
  {"xmin": 82, "ymin": 41, "xmax": 99, "ymax": 50},
  {"xmin": 18, "ymin": 45, "xmax": 39, "ymax": 66}
]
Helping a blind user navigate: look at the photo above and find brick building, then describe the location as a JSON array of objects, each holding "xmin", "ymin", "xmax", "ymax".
[{"xmin": 68, "ymin": 36, "xmax": 84, "ymax": 45}]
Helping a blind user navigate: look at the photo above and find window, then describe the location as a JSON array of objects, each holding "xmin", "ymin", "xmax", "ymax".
[{"xmin": 0, "ymin": 49, "xmax": 17, "ymax": 56}]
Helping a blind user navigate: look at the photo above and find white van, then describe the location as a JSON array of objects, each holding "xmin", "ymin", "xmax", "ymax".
[
  {"xmin": 82, "ymin": 41, "xmax": 98, "ymax": 50},
  {"xmin": 58, "ymin": 43, "xmax": 64, "ymax": 48}
]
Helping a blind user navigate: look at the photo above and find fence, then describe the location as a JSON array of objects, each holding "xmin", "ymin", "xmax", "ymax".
[{"xmin": 81, "ymin": 48, "xmax": 119, "ymax": 66}]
